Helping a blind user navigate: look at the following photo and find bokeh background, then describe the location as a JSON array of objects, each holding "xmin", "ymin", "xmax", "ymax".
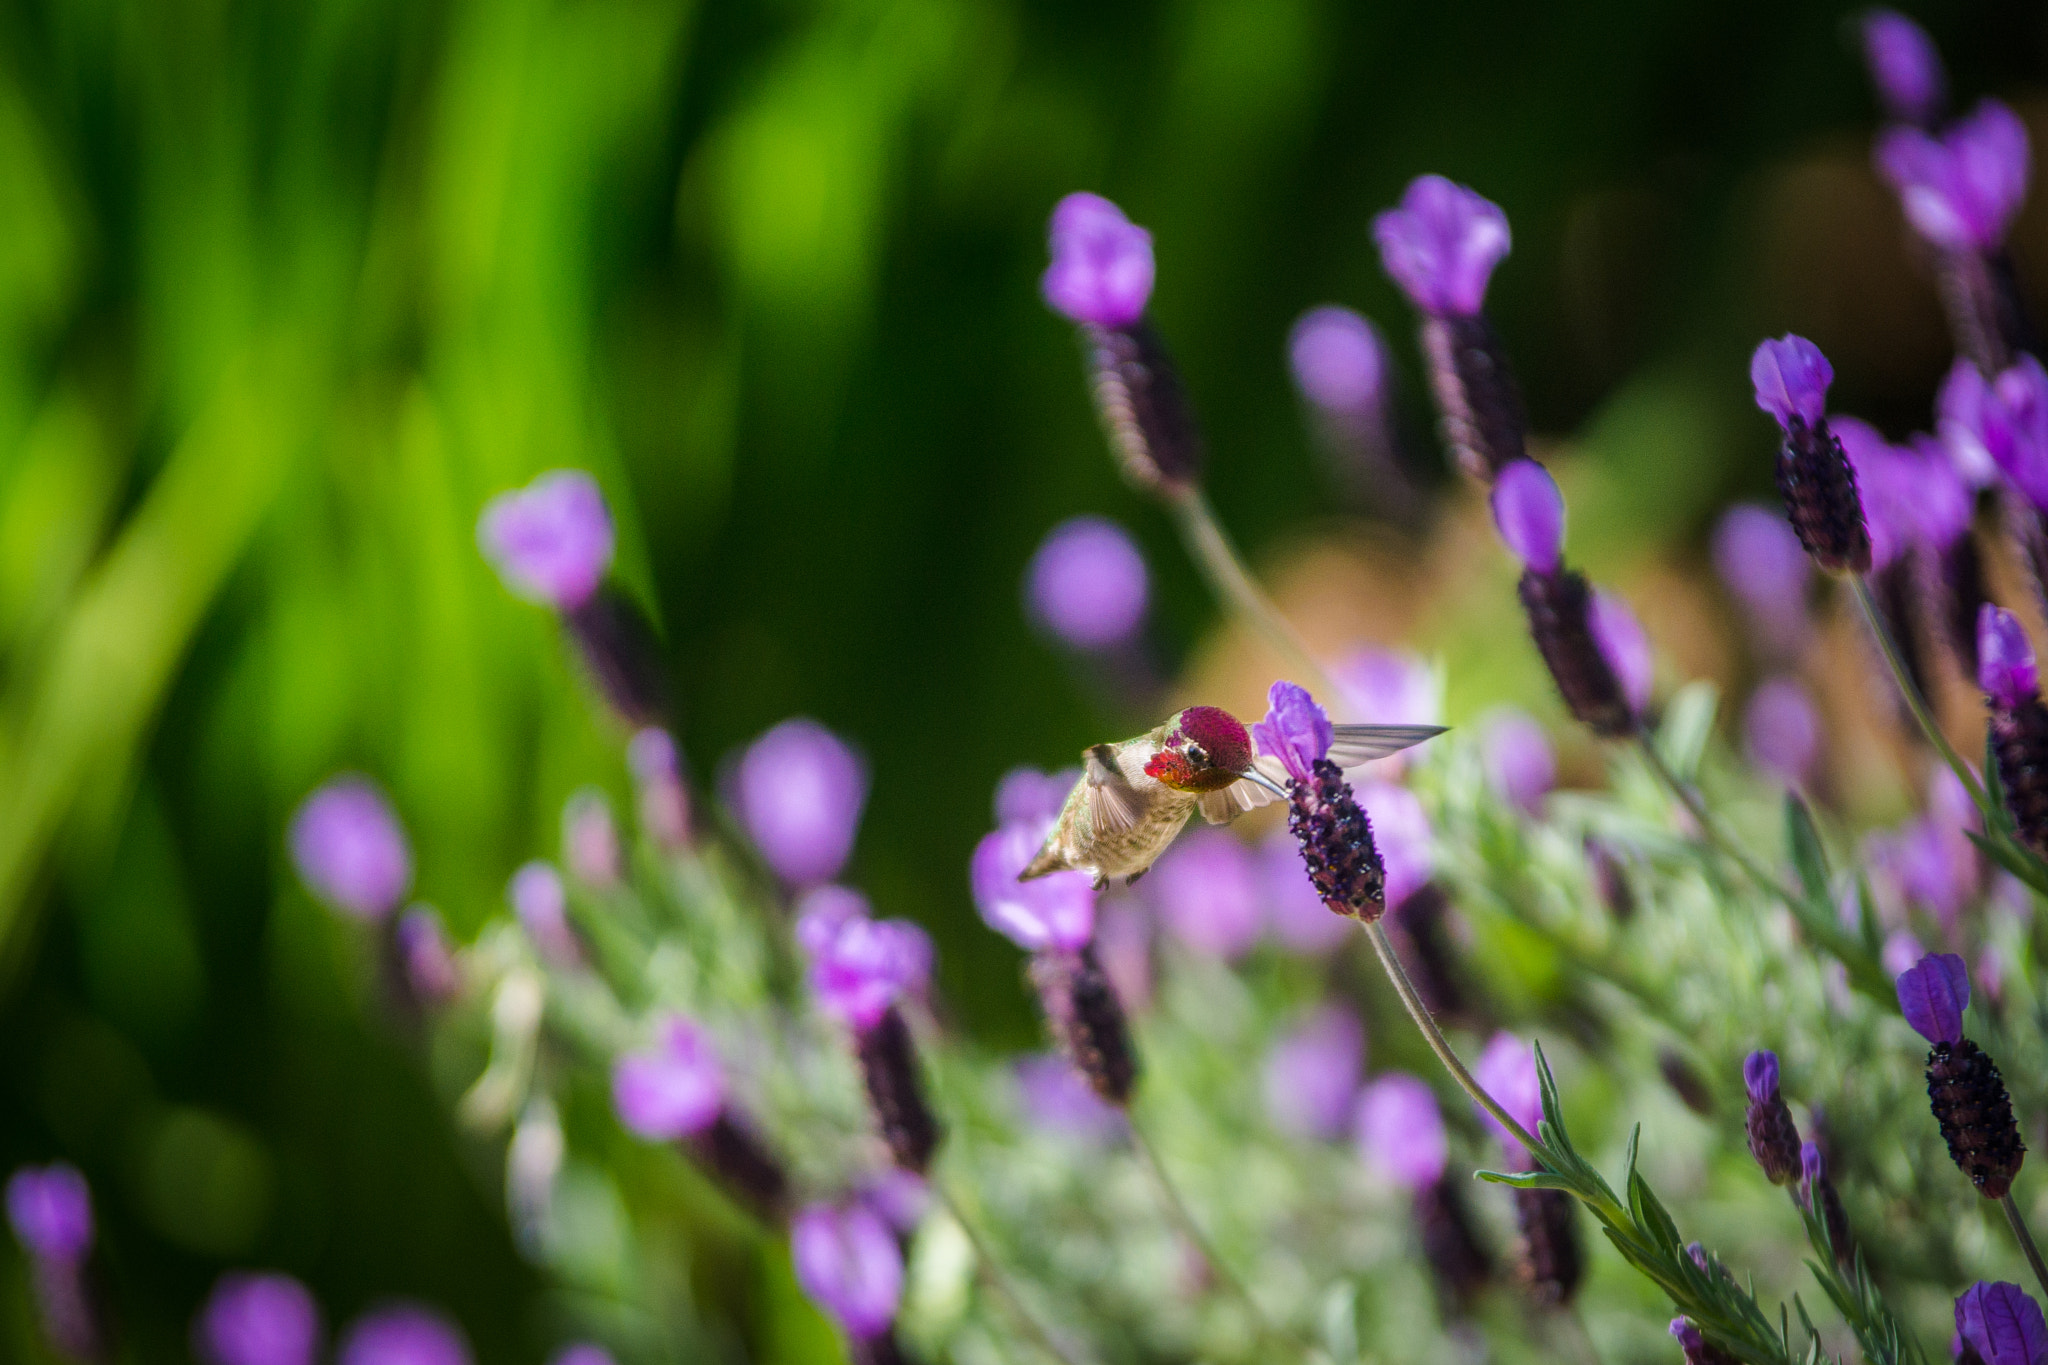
[{"xmin": 3, "ymin": 0, "xmax": 2048, "ymax": 1358}]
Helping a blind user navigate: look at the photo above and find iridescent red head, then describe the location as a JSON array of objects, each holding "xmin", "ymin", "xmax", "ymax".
[{"xmin": 1144, "ymin": 706, "xmax": 1255, "ymax": 793}]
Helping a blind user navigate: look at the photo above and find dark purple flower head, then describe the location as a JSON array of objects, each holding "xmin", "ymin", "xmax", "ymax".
[
  {"xmin": 1481, "ymin": 708, "xmax": 1555, "ymax": 813},
  {"xmin": 338, "ymin": 1304, "xmax": 470, "ymax": 1365},
  {"xmin": 509, "ymin": 862, "xmax": 582, "ymax": 969},
  {"xmin": 396, "ymin": 907, "xmax": 460, "ymax": 1005},
  {"xmin": 290, "ymin": 776, "xmax": 413, "ymax": 922},
  {"xmin": 5, "ymin": 1163, "xmax": 92, "ymax": 1263},
  {"xmin": 1981, "ymin": 606, "xmax": 2039, "ymax": 707},
  {"xmin": 1147, "ymin": 828, "xmax": 1263, "ymax": 959},
  {"xmin": 993, "ymin": 766, "xmax": 1077, "ymax": 828},
  {"xmin": 611, "ymin": 1016, "xmax": 726, "ymax": 1141},
  {"xmin": 196, "ymin": 1273, "xmax": 321, "ymax": 1365},
  {"xmin": 970, "ymin": 821, "xmax": 1095, "ymax": 952},
  {"xmin": 1372, "ymin": 175, "xmax": 1511, "ymax": 316},
  {"xmin": 1745, "ymin": 676, "xmax": 1821, "ymax": 788},
  {"xmin": 1956, "ymin": 1281, "xmax": 2048, "ymax": 1365},
  {"xmin": 1472, "ymin": 1032, "xmax": 1542, "ymax": 1164},
  {"xmin": 1262, "ymin": 1006, "xmax": 1365, "ymax": 1141},
  {"xmin": 1357, "ymin": 780, "xmax": 1432, "ymax": 908},
  {"xmin": 1743, "ymin": 1050, "xmax": 1780, "ymax": 1105},
  {"xmin": 1491, "ymin": 459, "xmax": 1565, "ymax": 573},
  {"xmin": 1041, "ymin": 193, "xmax": 1154, "ymax": 329},
  {"xmin": 1290, "ymin": 306, "xmax": 1389, "ymax": 416},
  {"xmin": 1876, "ymin": 100, "xmax": 2031, "ymax": 251},
  {"xmin": 1012, "ymin": 1054, "xmax": 1126, "ymax": 1144},
  {"xmin": 790, "ymin": 1201, "xmax": 903, "ymax": 1340},
  {"xmin": 809, "ymin": 915, "xmax": 934, "ymax": 1030},
  {"xmin": 1026, "ymin": 515, "xmax": 1150, "ymax": 650},
  {"xmin": 1590, "ymin": 590, "xmax": 1653, "ymax": 716},
  {"xmin": 1251, "ymin": 680, "xmax": 1333, "ymax": 784},
  {"xmin": 477, "ymin": 470, "xmax": 614, "ymax": 612},
  {"xmin": 1751, "ymin": 335, "xmax": 1833, "ymax": 430},
  {"xmin": 1261, "ymin": 824, "xmax": 1353, "ymax": 953},
  {"xmin": 1712, "ymin": 505, "xmax": 1811, "ymax": 653},
  {"xmin": 1861, "ymin": 10, "xmax": 1947, "ymax": 126},
  {"xmin": 734, "ymin": 719, "xmax": 868, "ymax": 888},
  {"xmin": 1353, "ymin": 1072, "xmax": 1447, "ymax": 1190},
  {"xmin": 1898, "ymin": 951, "xmax": 1971, "ymax": 1044}
]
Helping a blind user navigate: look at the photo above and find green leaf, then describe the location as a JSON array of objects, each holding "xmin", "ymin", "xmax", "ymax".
[
  {"xmin": 1474, "ymin": 1168, "xmax": 1580, "ymax": 1193},
  {"xmin": 1784, "ymin": 793, "xmax": 1829, "ymax": 907},
  {"xmin": 1659, "ymin": 680, "xmax": 1720, "ymax": 778}
]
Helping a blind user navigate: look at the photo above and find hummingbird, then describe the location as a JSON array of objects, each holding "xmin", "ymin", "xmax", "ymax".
[{"xmin": 1018, "ymin": 704, "xmax": 1443, "ymax": 889}]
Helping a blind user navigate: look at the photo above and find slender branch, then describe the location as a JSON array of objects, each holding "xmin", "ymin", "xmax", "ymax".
[
  {"xmin": 934, "ymin": 1180, "xmax": 1091, "ymax": 1365},
  {"xmin": 1849, "ymin": 575, "xmax": 1987, "ymax": 811},
  {"xmin": 1166, "ymin": 487, "xmax": 1340, "ymax": 701},
  {"xmin": 2003, "ymin": 1193, "xmax": 2048, "ymax": 1306},
  {"xmin": 1634, "ymin": 735, "xmax": 1800, "ymax": 906}
]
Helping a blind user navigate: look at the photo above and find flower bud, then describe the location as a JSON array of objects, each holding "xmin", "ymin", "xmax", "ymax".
[
  {"xmin": 290, "ymin": 777, "xmax": 412, "ymax": 922},
  {"xmin": 1025, "ymin": 516, "xmax": 1150, "ymax": 651},
  {"xmin": 1876, "ymin": 101, "xmax": 2031, "ymax": 253},
  {"xmin": 1030, "ymin": 945, "xmax": 1139, "ymax": 1107},
  {"xmin": 1512, "ymin": 1187, "xmax": 1582, "ymax": 1307},
  {"xmin": 1860, "ymin": 10, "xmax": 1946, "ymax": 128},
  {"xmin": 1041, "ymin": 193, "xmax": 1153, "ymax": 329},
  {"xmin": 196, "ymin": 1273, "xmax": 320, "ymax": 1365},
  {"xmin": 477, "ymin": 470, "xmax": 614, "ymax": 612},
  {"xmin": 791, "ymin": 1201, "xmax": 905, "ymax": 1345},
  {"xmin": 1085, "ymin": 321, "xmax": 1205, "ymax": 494},
  {"xmin": 1491, "ymin": 460, "xmax": 1564, "ymax": 573},
  {"xmin": 734, "ymin": 718, "xmax": 868, "ymax": 888},
  {"xmin": 1742, "ymin": 1050, "xmax": 1803, "ymax": 1185},
  {"xmin": 1373, "ymin": 175, "xmax": 1512, "ymax": 318},
  {"xmin": 1753, "ymin": 337, "xmax": 1872, "ymax": 574},
  {"xmin": 856, "ymin": 1005, "xmax": 942, "ymax": 1174},
  {"xmin": 338, "ymin": 1306, "xmax": 470, "ymax": 1365},
  {"xmin": 1517, "ymin": 568, "xmax": 1636, "ymax": 736},
  {"xmin": 1800, "ymin": 1141, "xmax": 1854, "ymax": 1269}
]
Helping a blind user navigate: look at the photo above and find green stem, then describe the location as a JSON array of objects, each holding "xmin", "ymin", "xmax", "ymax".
[
  {"xmin": 1634, "ymin": 735, "xmax": 1800, "ymax": 907},
  {"xmin": 1166, "ymin": 487, "xmax": 1340, "ymax": 701},
  {"xmin": 2003, "ymin": 1193, "xmax": 2048, "ymax": 1306},
  {"xmin": 1849, "ymin": 575, "xmax": 1987, "ymax": 812},
  {"xmin": 934, "ymin": 1181, "xmax": 1091, "ymax": 1365}
]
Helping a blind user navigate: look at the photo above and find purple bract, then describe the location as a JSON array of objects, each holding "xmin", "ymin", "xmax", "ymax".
[
  {"xmin": 1750, "ymin": 335, "xmax": 1833, "ymax": 430},
  {"xmin": 1897, "ymin": 951, "xmax": 1971, "ymax": 1045},
  {"xmin": 1875, "ymin": 100, "xmax": 2031, "ymax": 252},
  {"xmin": 290, "ymin": 776, "xmax": 413, "ymax": 922},
  {"xmin": 1744, "ymin": 676, "xmax": 1821, "ymax": 788},
  {"xmin": 1980, "ymin": 606, "xmax": 2039, "ymax": 708},
  {"xmin": 1290, "ymin": 306, "xmax": 1389, "ymax": 416},
  {"xmin": 1491, "ymin": 459, "xmax": 1565, "ymax": 573},
  {"xmin": 1956, "ymin": 1281, "xmax": 2048, "ymax": 1365},
  {"xmin": 970, "ymin": 820, "xmax": 1095, "ymax": 952},
  {"xmin": 1860, "ymin": 10, "xmax": 1946, "ymax": 126},
  {"xmin": 337, "ymin": 1304, "xmax": 471, "ymax": 1365},
  {"xmin": 808, "ymin": 914, "xmax": 933, "ymax": 1030},
  {"xmin": 1354, "ymin": 1072, "xmax": 1448, "ymax": 1191},
  {"xmin": 1711, "ymin": 505, "xmax": 1810, "ymax": 654},
  {"xmin": 1013, "ymin": 1054, "xmax": 1127, "ymax": 1144},
  {"xmin": 1481, "ymin": 708, "xmax": 1555, "ymax": 813},
  {"xmin": 734, "ymin": 719, "xmax": 868, "ymax": 888},
  {"xmin": 1589, "ymin": 590, "xmax": 1652, "ymax": 716},
  {"xmin": 477, "ymin": 470, "xmax": 615, "ymax": 612},
  {"xmin": 611, "ymin": 1016, "xmax": 726, "ymax": 1141},
  {"xmin": 4, "ymin": 1163, "xmax": 92, "ymax": 1263},
  {"xmin": 1742, "ymin": 1049, "xmax": 1780, "ymax": 1105},
  {"xmin": 1262, "ymin": 1006, "xmax": 1366, "ymax": 1141},
  {"xmin": 509, "ymin": 862, "xmax": 582, "ymax": 969},
  {"xmin": 1372, "ymin": 175, "xmax": 1512, "ymax": 317},
  {"xmin": 196, "ymin": 1273, "xmax": 321, "ymax": 1365},
  {"xmin": 1251, "ymin": 680, "xmax": 1334, "ymax": 784},
  {"xmin": 1472, "ymin": 1032, "xmax": 1543, "ymax": 1164},
  {"xmin": 1026, "ymin": 516, "xmax": 1150, "ymax": 650},
  {"xmin": 790, "ymin": 1201, "xmax": 904, "ymax": 1340},
  {"xmin": 1041, "ymin": 192, "xmax": 1155, "ymax": 329}
]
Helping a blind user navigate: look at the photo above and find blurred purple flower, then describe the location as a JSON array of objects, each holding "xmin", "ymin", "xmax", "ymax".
[
  {"xmin": 396, "ymin": 907, "xmax": 460, "ymax": 1005},
  {"xmin": 1251, "ymin": 680, "xmax": 1333, "ymax": 784},
  {"xmin": 1472, "ymin": 1032, "xmax": 1542, "ymax": 1166},
  {"xmin": 290, "ymin": 776, "xmax": 413, "ymax": 922},
  {"xmin": 1354, "ymin": 1073, "xmax": 1448, "ymax": 1190},
  {"xmin": 1013, "ymin": 1054, "xmax": 1126, "ymax": 1144},
  {"xmin": 1876, "ymin": 100, "xmax": 2031, "ymax": 251},
  {"xmin": 1372, "ymin": 175, "xmax": 1511, "ymax": 316},
  {"xmin": 196, "ymin": 1273, "xmax": 321, "ymax": 1365},
  {"xmin": 790, "ymin": 1201, "xmax": 903, "ymax": 1340},
  {"xmin": 1743, "ymin": 1050, "xmax": 1780, "ymax": 1105},
  {"xmin": 970, "ymin": 822, "xmax": 1095, "ymax": 952},
  {"xmin": 1041, "ymin": 193, "xmax": 1154, "ymax": 328},
  {"xmin": 1956, "ymin": 1281, "xmax": 2048, "ymax": 1365},
  {"xmin": 477, "ymin": 470, "xmax": 614, "ymax": 612},
  {"xmin": 1908, "ymin": 432, "xmax": 1977, "ymax": 550},
  {"xmin": 1334, "ymin": 647, "xmax": 1440, "ymax": 728},
  {"xmin": 994, "ymin": 766, "xmax": 1077, "ymax": 828},
  {"xmin": 1836, "ymin": 417, "xmax": 1917, "ymax": 570},
  {"xmin": 1491, "ymin": 459, "xmax": 1565, "ymax": 573},
  {"xmin": 1589, "ymin": 590, "xmax": 1652, "ymax": 715},
  {"xmin": 5, "ymin": 1164, "xmax": 92, "ymax": 1263},
  {"xmin": 1712, "ymin": 505, "xmax": 1810, "ymax": 654},
  {"xmin": 338, "ymin": 1305, "xmax": 470, "ymax": 1365},
  {"xmin": 1861, "ymin": 10, "xmax": 1946, "ymax": 125},
  {"xmin": 1744, "ymin": 676, "xmax": 1821, "ymax": 787},
  {"xmin": 1898, "ymin": 950, "xmax": 1971, "ymax": 1044},
  {"xmin": 1094, "ymin": 900, "xmax": 1154, "ymax": 1014},
  {"xmin": 1026, "ymin": 516, "xmax": 1150, "ymax": 650},
  {"xmin": 1883, "ymin": 930, "xmax": 1928, "ymax": 979},
  {"xmin": 1263, "ymin": 1007, "xmax": 1365, "ymax": 1141},
  {"xmin": 1980, "ymin": 605, "xmax": 2038, "ymax": 706},
  {"xmin": 627, "ymin": 727, "xmax": 690, "ymax": 848},
  {"xmin": 795, "ymin": 884, "xmax": 873, "ymax": 959},
  {"xmin": 561, "ymin": 789, "xmax": 620, "ymax": 887},
  {"xmin": 1751, "ymin": 335, "xmax": 1833, "ymax": 429},
  {"xmin": 858, "ymin": 1170, "xmax": 930, "ymax": 1235},
  {"xmin": 1356, "ymin": 781, "xmax": 1432, "ymax": 909},
  {"xmin": 1147, "ymin": 828, "xmax": 1263, "ymax": 959},
  {"xmin": 809, "ymin": 915, "xmax": 934, "ymax": 1030},
  {"xmin": 549, "ymin": 1349, "xmax": 616, "ymax": 1365},
  {"xmin": 1290, "ymin": 306, "xmax": 1390, "ymax": 417},
  {"xmin": 611, "ymin": 1016, "xmax": 726, "ymax": 1141},
  {"xmin": 734, "ymin": 719, "xmax": 868, "ymax": 888},
  {"xmin": 1481, "ymin": 709, "xmax": 1554, "ymax": 813},
  {"xmin": 509, "ymin": 862, "xmax": 582, "ymax": 969},
  {"xmin": 1261, "ymin": 824, "xmax": 1353, "ymax": 953}
]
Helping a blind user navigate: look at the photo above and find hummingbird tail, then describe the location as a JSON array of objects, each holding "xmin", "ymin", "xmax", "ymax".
[{"xmin": 1018, "ymin": 844, "xmax": 1070, "ymax": 881}]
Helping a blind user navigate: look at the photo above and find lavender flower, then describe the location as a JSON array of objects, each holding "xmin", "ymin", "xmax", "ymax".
[
  {"xmin": 1941, "ymin": 356, "xmax": 2048, "ymax": 505},
  {"xmin": 1147, "ymin": 828, "xmax": 1263, "ymax": 959},
  {"xmin": 612, "ymin": 1016, "xmax": 726, "ymax": 1141},
  {"xmin": 1491, "ymin": 459, "xmax": 1564, "ymax": 573},
  {"xmin": 1263, "ymin": 1006, "xmax": 1366, "ymax": 1141},
  {"xmin": 1836, "ymin": 416, "xmax": 1917, "ymax": 571},
  {"xmin": 1041, "ymin": 193, "xmax": 1154, "ymax": 328},
  {"xmin": 1743, "ymin": 677, "xmax": 1821, "ymax": 788},
  {"xmin": 1800, "ymin": 1141, "xmax": 1854, "ymax": 1267},
  {"xmin": 1261, "ymin": 824, "xmax": 1353, "ymax": 953},
  {"xmin": 477, "ymin": 470, "xmax": 614, "ymax": 611},
  {"xmin": 1712, "ymin": 505, "xmax": 1811, "ymax": 658},
  {"xmin": 1981, "ymin": 606, "xmax": 2038, "ymax": 706},
  {"xmin": 1671, "ymin": 1318, "xmax": 1740, "ymax": 1365},
  {"xmin": 1899, "ymin": 952, "xmax": 2026, "ymax": 1198},
  {"xmin": 1979, "ymin": 607, "xmax": 2048, "ymax": 858},
  {"xmin": 1956, "ymin": 1281, "xmax": 2048, "ymax": 1365},
  {"xmin": 394, "ymin": 907, "xmax": 460, "ymax": 1008},
  {"xmin": 1753, "ymin": 335, "xmax": 1870, "ymax": 573},
  {"xmin": 1356, "ymin": 780, "xmax": 1432, "ymax": 909},
  {"xmin": 1472, "ymin": 1032, "xmax": 1542, "ymax": 1167},
  {"xmin": 1500, "ymin": 473, "xmax": 1638, "ymax": 736},
  {"xmin": 195, "ymin": 1273, "xmax": 320, "ymax": 1365},
  {"xmin": 994, "ymin": 765, "xmax": 1077, "ymax": 828},
  {"xmin": 1013, "ymin": 1054, "xmax": 1126, "ymax": 1145},
  {"xmin": 1025, "ymin": 516, "xmax": 1150, "ymax": 650},
  {"xmin": 561, "ymin": 789, "xmax": 620, "ymax": 887},
  {"xmin": 6, "ymin": 1164, "xmax": 91, "ymax": 1263},
  {"xmin": 1590, "ymin": 590, "xmax": 1653, "ymax": 717},
  {"xmin": 734, "ymin": 719, "xmax": 868, "ymax": 888},
  {"xmin": 1290, "ymin": 306, "xmax": 1390, "ymax": 419},
  {"xmin": 509, "ymin": 862, "xmax": 582, "ymax": 969},
  {"xmin": 1861, "ymin": 10, "xmax": 1946, "ymax": 127},
  {"xmin": 289, "ymin": 776, "xmax": 413, "ymax": 921},
  {"xmin": 796, "ymin": 884, "xmax": 873, "ymax": 958},
  {"xmin": 971, "ymin": 820, "xmax": 1096, "ymax": 952},
  {"xmin": 337, "ymin": 1305, "xmax": 470, "ymax": 1365},
  {"xmin": 1742, "ymin": 1050, "xmax": 1803, "ymax": 1185},
  {"xmin": 1876, "ymin": 101, "xmax": 2031, "ymax": 252},
  {"xmin": 807, "ymin": 914, "xmax": 932, "ymax": 1031},
  {"xmin": 1354, "ymin": 1073, "xmax": 1448, "ymax": 1190},
  {"xmin": 1481, "ymin": 709, "xmax": 1555, "ymax": 813},
  {"xmin": 1373, "ymin": 176, "xmax": 1512, "ymax": 318},
  {"xmin": 1256, "ymin": 681, "xmax": 1386, "ymax": 919},
  {"xmin": 627, "ymin": 727, "xmax": 691, "ymax": 849},
  {"xmin": 790, "ymin": 1201, "xmax": 904, "ymax": 1342},
  {"xmin": 1335, "ymin": 646, "xmax": 1441, "ymax": 728}
]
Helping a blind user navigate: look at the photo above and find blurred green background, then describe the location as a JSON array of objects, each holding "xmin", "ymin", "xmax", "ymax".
[{"xmin": 3, "ymin": 0, "xmax": 2047, "ymax": 1358}]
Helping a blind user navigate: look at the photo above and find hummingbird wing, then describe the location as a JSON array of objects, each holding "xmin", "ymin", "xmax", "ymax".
[
  {"xmin": 1081, "ymin": 744, "xmax": 1143, "ymax": 837},
  {"xmin": 1200, "ymin": 756, "xmax": 1291, "ymax": 823},
  {"xmin": 1327, "ymin": 723, "xmax": 1446, "ymax": 766}
]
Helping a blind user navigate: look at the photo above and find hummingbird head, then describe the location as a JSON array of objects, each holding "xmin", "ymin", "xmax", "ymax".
[{"xmin": 1143, "ymin": 706, "xmax": 1255, "ymax": 793}]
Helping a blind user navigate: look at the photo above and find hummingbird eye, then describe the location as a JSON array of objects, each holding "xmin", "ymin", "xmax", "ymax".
[{"xmin": 1187, "ymin": 744, "xmax": 1209, "ymax": 767}]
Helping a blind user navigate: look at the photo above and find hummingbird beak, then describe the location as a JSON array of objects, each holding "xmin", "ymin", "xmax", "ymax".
[{"xmin": 1241, "ymin": 768, "xmax": 1290, "ymax": 800}]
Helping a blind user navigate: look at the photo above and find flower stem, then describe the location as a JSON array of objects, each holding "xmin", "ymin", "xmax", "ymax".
[
  {"xmin": 1849, "ymin": 575, "xmax": 1988, "ymax": 811},
  {"xmin": 1166, "ymin": 487, "xmax": 1340, "ymax": 700},
  {"xmin": 2002, "ymin": 1193, "xmax": 2048, "ymax": 1305},
  {"xmin": 934, "ymin": 1180, "xmax": 1092, "ymax": 1365},
  {"xmin": 1634, "ymin": 735, "xmax": 1799, "ymax": 907}
]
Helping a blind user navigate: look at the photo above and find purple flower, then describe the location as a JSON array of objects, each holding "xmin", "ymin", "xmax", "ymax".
[
  {"xmin": 1251, "ymin": 680, "xmax": 1334, "ymax": 784},
  {"xmin": 1012, "ymin": 1054, "xmax": 1126, "ymax": 1144},
  {"xmin": 994, "ymin": 766, "xmax": 1077, "ymax": 828},
  {"xmin": 1353, "ymin": 1073, "xmax": 1448, "ymax": 1191},
  {"xmin": 550, "ymin": 1349, "xmax": 616, "ymax": 1365},
  {"xmin": 1835, "ymin": 417, "xmax": 1917, "ymax": 570},
  {"xmin": 970, "ymin": 821, "xmax": 1095, "ymax": 952},
  {"xmin": 5, "ymin": 1164, "xmax": 92, "ymax": 1263},
  {"xmin": 611, "ymin": 1016, "xmax": 726, "ymax": 1141},
  {"xmin": 1712, "ymin": 505, "xmax": 1810, "ymax": 654},
  {"xmin": 289, "ymin": 776, "xmax": 413, "ymax": 922},
  {"xmin": 1861, "ymin": 10, "xmax": 1946, "ymax": 126},
  {"xmin": 1041, "ymin": 193, "xmax": 1154, "ymax": 329},
  {"xmin": 1589, "ymin": 590, "xmax": 1652, "ymax": 715},
  {"xmin": 1743, "ymin": 1050, "xmax": 1781, "ymax": 1105},
  {"xmin": 790, "ymin": 1201, "xmax": 903, "ymax": 1340},
  {"xmin": 733, "ymin": 719, "xmax": 868, "ymax": 888},
  {"xmin": 1472, "ymin": 1032, "xmax": 1543, "ymax": 1165},
  {"xmin": 1898, "ymin": 951, "xmax": 1971, "ymax": 1045},
  {"xmin": 1290, "ymin": 306, "xmax": 1389, "ymax": 416},
  {"xmin": 196, "ymin": 1273, "xmax": 321, "ymax": 1365},
  {"xmin": 795, "ymin": 884, "xmax": 873, "ymax": 959},
  {"xmin": 1264, "ymin": 1007, "xmax": 1365, "ymax": 1141},
  {"xmin": 1491, "ymin": 459, "xmax": 1565, "ymax": 573},
  {"xmin": 1876, "ymin": 100, "xmax": 2031, "ymax": 251},
  {"xmin": 1356, "ymin": 781, "xmax": 1432, "ymax": 908},
  {"xmin": 1334, "ymin": 647, "xmax": 1440, "ymax": 728},
  {"xmin": 858, "ymin": 1170, "xmax": 931, "ymax": 1235},
  {"xmin": 1744, "ymin": 676, "xmax": 1821, "ymax": 787},
  {"xmin": 396, "ymin": 908, "xmax": 460, "ymax": 1005},
  {"xmin": 627, "ymin": 727, "xmax": 690, "ymax": 848},
  {"xmin": 561, "ymin": 789, "xmax": 620, "ymax": 887},
  {"xmin": 1147, "ymin": 828, "xmax": 1263, "ymax": 959},
  {"xmin": 809, "ymin": 915, "xmax": 934, "ymax": 1030},
  {"xmin": 1990, "ymin": 358, "xmax": 2048, "ymax": 509},
  {"xmin": 1481, "ymin": 709, "xmax": 1555, "ymax": 813},
  {"xmin": 1261, "ymin": 824, "xmax": 1353, "ymax": 953},
  {"xmin": 1884, "ymin": 929, "xmax": 1928, "ymax": 979},
  {"xmin": 1956, "ymin": 1281, "xmax": 2048, "ymax": 1365},
  {"xmin": 1981, "ymin": 606, "xmax": 2038, "ymax": 707},
  {"xmin": 477, "ymin": 470, "xmax": 615, "ymax": 612},
  {"xmin": 338, "ymin": 1305, "xmax": 470, "ymax": 1365},
  {"xmin": 509, "ymin": 862, "xmax": 582, "ymax": 969},
  {"xmin": 1751, "ymin": 335, "xmax": 1833, "ymax": 430},
  {"xmin": 1940, "ymin": 359, "xmax": 2006, "ymax": 487},
  {"xmin": 1372, "ymin": 175, "xmax": 1512, "ymax": 316},
  {"xmin": 1025, "ymin": 516, "xmax": 1150, "ymax": 650}
]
